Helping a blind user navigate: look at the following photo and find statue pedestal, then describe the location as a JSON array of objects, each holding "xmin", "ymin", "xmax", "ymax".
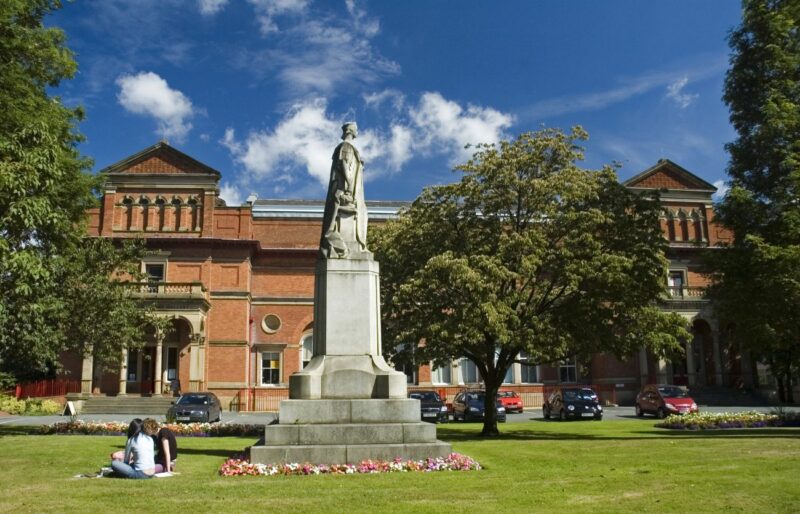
[{"xmin": 251, "ymin": 258, "xmax": 451, "ymax": 465}]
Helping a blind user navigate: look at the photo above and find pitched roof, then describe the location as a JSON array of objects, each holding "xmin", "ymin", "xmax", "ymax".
[
  {"xmin": 623, "ymin": 159, "xmax": 716, "ymax": 192},
  {"xmin": 99, "ymin": 141, "xmax": 221, "ymax": 178}
]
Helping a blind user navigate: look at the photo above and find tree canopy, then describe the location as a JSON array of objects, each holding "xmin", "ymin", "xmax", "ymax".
[
  {"xmin": 0, "ymin": 1, "xmax": 156, "ymax": 382},
  {"xmin": 709, "ymin": 0, "xmax": 800, "ymax": 402},
  {"xmin": 373, "ymin": 127, "xmax": 688, "ymax": 435}
]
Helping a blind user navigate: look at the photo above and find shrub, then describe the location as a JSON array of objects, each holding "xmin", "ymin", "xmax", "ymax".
[
  {"xmin": 654, "ymin": 411, "xmax": 800, "ymax": 430},
  {"xmin": 0, "ymin": 395, "xmax": 27, "ymax": 415},
  {"xmin": 40, "ymin": 420, "xmax": 263, "ymax": 437}
]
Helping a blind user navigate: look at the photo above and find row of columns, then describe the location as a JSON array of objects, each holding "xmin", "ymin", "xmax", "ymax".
[
  {"xmin": 78, "ymin": 332, "xmax": 206, "ymax": 396},
  {"xmin": 638, "ymin": 331, "xmax": 724, "ymax": 387},
  {"xmin": 117, "ymin": 202, "xmax": 201, "ymax": 232}
]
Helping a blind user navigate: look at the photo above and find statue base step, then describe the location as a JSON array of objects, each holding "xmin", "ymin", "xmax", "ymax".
[{"xmin": 249, "ymin": 398, "xmax": 453, "ymax": 465}]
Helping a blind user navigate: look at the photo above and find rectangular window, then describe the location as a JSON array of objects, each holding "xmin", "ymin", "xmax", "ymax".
[
  {"xmin": 145, "ymin": 263, "xmax": 165, "ymax": 293},
  {"xmin": 519, "ymin": 351, "xmax": 538, "ymax": 383},
  {"xmin": 166, "ymin": 347, "xmax": 177, "ymax": 381},
  {"xmin": 668, "ymin": 271, "xmax": 685, "ymax": 297},
  {"xmin": 460, "ymin": 359, "xmax": 481, "ymax": 384},
  {"xmin": 431, "ymin": 363, "xmax": 452, "ymax": 385},
  {"xmin": 261, "ymin": 351, "xmax": 281, "ymax": 385},
  {"xmin": 559, "ymin": 359, "xmax": 577, "ymax": 383}
]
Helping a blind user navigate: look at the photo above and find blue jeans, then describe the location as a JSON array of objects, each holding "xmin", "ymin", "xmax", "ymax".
[{"xmin": 111, "ymin": 460, "xmax": 153, "ymax": 479}]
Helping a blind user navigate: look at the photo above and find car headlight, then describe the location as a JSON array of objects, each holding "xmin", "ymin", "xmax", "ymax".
[
  {"xmin": 665, "ymin": 403, "xmax": 677, "ymax": 411},
  {"xmin": 497, "ymin": 407, "xmax": 506, "ymax": 412},
  {"xmin": 469, "ymin": 407, "xmax": 480, "ymax": 412},
  {"xmin": 567, "ymin": 405, "xmax": 575, "ymax": 411},
  {"xmin": 440, "ymin": 406, "xmax": 448, "ymax": 412},
  {"xmin": 597, "ymin": 405, "xmax": 603, "ymax": 411},
  {"xmin": 691, "ymin": 402, "xmax": 697, "ymax": 410}
]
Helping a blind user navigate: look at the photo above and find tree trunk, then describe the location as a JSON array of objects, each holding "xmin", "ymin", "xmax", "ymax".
[
  {"xmin": 481, "ymin": 378, "xmax": 500, "ymax": 437},
  {"xmin": 787, "ymin": 375, "xmax": 795, "ymax": 404},
  {"xmin": 776, "ymin": 375, "xmax": 786, "ymax": 404}
]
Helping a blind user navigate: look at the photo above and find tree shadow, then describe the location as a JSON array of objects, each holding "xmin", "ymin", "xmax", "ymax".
[
  {"xmin": 436, "ymin": 426, "xmax": 800, "ymax": 442},
  {"xmin": 0, "ymin": 425, "xmax": 43, "ymax": 437}
]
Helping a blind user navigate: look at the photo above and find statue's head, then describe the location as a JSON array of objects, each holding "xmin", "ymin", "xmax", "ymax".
[{"xmin": 341, "ymin": 122, "xmax": 358, "ymax": 140}]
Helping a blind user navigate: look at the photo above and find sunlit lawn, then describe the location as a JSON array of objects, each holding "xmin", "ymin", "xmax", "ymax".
[{"xmin": 1, "ymin": 419, "xmax": 798, "ymax": 513}]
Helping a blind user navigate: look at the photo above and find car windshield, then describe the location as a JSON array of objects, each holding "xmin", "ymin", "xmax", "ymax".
[
  {"xmin": 410, "ymin": 392, "xmax": 441, "ymax": 402},
  {"xmin": 498, "ymin": 391, "xmax": 518, "ymax": 398},
  {"xmin": 563, "ymin": 389, "xmax": 596, "ymax": 401},
  {"xmin": 177, "ymin": 395, "xmax": 209, "ymax": 405},
  {"xmin": 658, "ymin": 386, "xmax": 689, "ymax": 398},
  {"xmin": 466, "ymin": 393, "xmax": 485, "ymax": 402}
]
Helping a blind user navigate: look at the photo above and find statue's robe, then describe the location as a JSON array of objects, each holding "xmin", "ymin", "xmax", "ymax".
[{"xmin": 320, "ymin": 141, "xmax": 368, "ymax": 258}]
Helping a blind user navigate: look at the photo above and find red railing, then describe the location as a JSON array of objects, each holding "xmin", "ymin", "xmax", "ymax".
[
  {"xmin": 15, "ymin": 379, "xmax": 81, "ymax": 399},
  {"xmin": 229, "ymin": 388, "xmax": 289, "ymax": 412}
]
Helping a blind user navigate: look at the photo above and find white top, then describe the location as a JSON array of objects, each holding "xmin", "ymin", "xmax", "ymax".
[{"xmin": 124, "ymin": 433, "xmax": 156, "ymax": 471}]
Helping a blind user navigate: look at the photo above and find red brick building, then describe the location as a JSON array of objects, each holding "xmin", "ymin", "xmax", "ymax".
[{"xmin": 65, "ymin": 143, "xmax": 751, "ymax": 408}]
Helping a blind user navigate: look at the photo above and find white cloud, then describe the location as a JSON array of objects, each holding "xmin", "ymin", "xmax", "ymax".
[
  {"xmin": 247, "ymin": 0, "xmax": 309, "ymax": 35},
  {"xmin": 521, "ymin": 58, "xmax": 725, "ymax": 121},
  {"xmin": 235, "ymin": 1, "xmax": 398, "ymax": 97},
  {"xmin": 116, "ymin": 72, "xmax": 195, "ymax": 142},
  {"xmin": 221, "ymin": 99, "xmax": 339, "ymax": 184},
  {"xmin": 666, "ymin": 76, "xmax": 699, "ymax": 109},
  {"xmin": 219, "ymin": 182, "xmax": 244, "ymax": 206},
  {"xmin": 221, "ymin": 93, "xmax": 513, "ymax": 185},
  {"xmin": 198, "ymin": 0, "xmax": 229, "ymax": 16},
  {"xmin": 713, "ymin": 180, "xmax": 730, "ymax": 202},
  {"xmin": 363, "ymin": 89, "xmax": 405, "ymax": 112},
  {"xmin": 408, "ymin": 92, "xmax": 514, "ymax": 163}
]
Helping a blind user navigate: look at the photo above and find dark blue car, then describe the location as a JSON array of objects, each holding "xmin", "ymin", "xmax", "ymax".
[{"xmin": 452, "ymin": 391, "xmax": 507, "ymax": 422}]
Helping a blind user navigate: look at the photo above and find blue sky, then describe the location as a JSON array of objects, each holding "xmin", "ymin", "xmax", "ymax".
[{"xmin": 49, "ymin": 1, "xmax": 742, "ymax": 205}]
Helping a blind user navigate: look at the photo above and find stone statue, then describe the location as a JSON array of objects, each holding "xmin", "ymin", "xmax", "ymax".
[{"xmin": 320, "ymin": 122, "xmax": 370, "ymax": 259}]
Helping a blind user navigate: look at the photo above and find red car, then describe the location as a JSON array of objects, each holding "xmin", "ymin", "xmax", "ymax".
[
  {"xmin": 497, "ymin": 390, "xmax": 524, "ymax": 413},
  {"xmin": 635, "ymin": 384, "xmax": 698, "ymax": 418}
]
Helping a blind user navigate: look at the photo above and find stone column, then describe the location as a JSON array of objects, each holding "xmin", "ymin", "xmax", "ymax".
[
  {"xmin": 685, "ymin": 340, "xmax": 696, "ymax": 386},
  {"xmin": 179, "ymin": 205, "xmax": 191, "ymax": 231},
  {"xmin": 118, "ymin": 348, "xmax": 128, "ymax": 396},
  {"xmin": 189, "ymin": 333, "xmax": 202, "ymax": 392},
  {"xmin": 146, "ymin": 204, "xmax": 159, "ymax": 231},
  {"xmin": 80, "ymin": 353, "xmax": 94, "ymax": 394},
  {"xmin": 656, "ymin": 358, "xmax": 669, "ymax": 384},
  {"xmin": 711, "ymin": 331, "xmax": 724, "ymax": 386},
  {"xmin": 638, "ymin": 348, "xmax": 649, "ymax": 385},
  {"xmin": 512, "ymin": 362, "xmax": 522, "ymax": 384},
  {"xmin": 153, "ymin": 329, "xmax": 164, "ymax": 396}
]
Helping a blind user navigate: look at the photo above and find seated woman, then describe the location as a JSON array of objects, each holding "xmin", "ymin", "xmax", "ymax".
[
  {"xmin": 110, "ymin": 418, "xmax": 157, "ymax": 479},
  {"xmin": 143, "ymin": 418, "xmax": 177, "ymax": 473}
]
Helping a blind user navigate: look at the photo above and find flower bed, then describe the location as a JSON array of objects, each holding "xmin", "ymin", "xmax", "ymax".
[
  {"xmin": 219, "ymin": 453, "xmax": 481, "ymax": 476},
  {"xmin": 40, "ymin": 420, "xmax": 262, "ymax": 437},
  {"xmin": 655, "ymin": 411, "xmax": 800, "ymax": 430}
]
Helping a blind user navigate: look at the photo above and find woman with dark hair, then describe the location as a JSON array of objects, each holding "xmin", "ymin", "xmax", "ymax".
[{"xmin": 110, "ymin": 418, "xmax": 156, "ymax": 479}]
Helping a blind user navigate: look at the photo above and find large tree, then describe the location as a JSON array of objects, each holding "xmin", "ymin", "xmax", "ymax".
[
  {"xmin": 0, "ymin": 1, "xmax": 155, "ymax": 381},
  {"xmin": 373, "ymin": 127, "xmax": 688, "ymax": 435},
  {"xmin": 709, "ymin": 0, "xmax": 800, "ymax": 402}
]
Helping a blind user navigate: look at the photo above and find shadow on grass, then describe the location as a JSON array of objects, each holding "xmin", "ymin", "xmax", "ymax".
[
  {"xmin": 436, "ymin": 425, "xmax": 800, "ymax": 442},
  {"xmin": 0, "ymin": 425, "xmax": 43, "ymax": 437},
  {"xmin": 177, "ymin": 447, "xmax": 249, "ymax": 458}
]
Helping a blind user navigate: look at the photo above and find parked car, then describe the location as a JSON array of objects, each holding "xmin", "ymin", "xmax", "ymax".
[
  {"xmin": 409, "ymin": 390, "xmax": 449, "ymax": 423},
  {"xmin": 635, "ymin": 384, "xmax": 698, "ymax": 418},
  {"xmin": 168, "ymin": 392, "xmax": 222, "ymax": 423},
  {"xmin": 542, "ymin": 387, "xmax": 603, "ymax": 421},
  {"xmin": 497, "ymin": 390, "xmax": 524, "ymax": 413},
  {"xmin": 452, "ymin": 391, "xmax": 507, "ymax": 422}
]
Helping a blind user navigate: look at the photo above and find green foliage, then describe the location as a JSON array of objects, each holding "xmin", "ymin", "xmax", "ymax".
[
  {"xmin": 711, "ymin": 0, "xmax": 800, "ymax": 402},
  {"xmin": 0, "ymin": 394, "xmax": 59, "ymax": 415},
  {"xmin": 374, "ymin": 127, "xmax": 688, "ymax": 435}
]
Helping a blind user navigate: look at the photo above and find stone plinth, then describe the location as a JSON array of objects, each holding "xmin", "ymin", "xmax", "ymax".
[
  {"xmin": 289, "ymin": 259, "xmax": 406, "ymax": 399},
  {"xmin": 251, "ymin": 399, "xmax": 452, "ymax": 465}
]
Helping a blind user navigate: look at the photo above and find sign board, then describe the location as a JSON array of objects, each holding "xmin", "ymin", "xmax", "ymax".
[{"xmin": 63, "ymin": 401, "xmax": 76, "ymax": 416}]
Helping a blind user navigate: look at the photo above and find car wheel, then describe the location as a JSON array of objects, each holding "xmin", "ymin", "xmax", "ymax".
[
  {"xmin": 559, "ymin": 409, "xmax": 566, "ymax": 421},
  {"xmin": 657, "ymin": 408, "xmax": 667, "ymax": 419},
  {"xmin": 204, "ymin": 412, "xmax": 210, "ymax": 423},
  {"xmin": 216, "ymin": 411, "xmax": 222, "ymax": 423},
  {"xmin": 635, "ymin": 404, "xmax": 644, "ymax": 417},
  {"xmin": 595, "ymin": 415, "xmax": 603, "ymax": 421},
  {"xmin": 543, "ymin": 407, "xmax": 550, "ymax": 420}
]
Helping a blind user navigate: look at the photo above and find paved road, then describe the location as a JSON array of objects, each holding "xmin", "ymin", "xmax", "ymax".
[{"xmin": 2, "ymin": 405, "xmax": 796, "ymax": 427}]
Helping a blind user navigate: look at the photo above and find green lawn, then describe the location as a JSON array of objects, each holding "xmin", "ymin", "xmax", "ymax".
[{"xmin": 1, "ymin": 420, "xmax": 798, "ymax": 513}]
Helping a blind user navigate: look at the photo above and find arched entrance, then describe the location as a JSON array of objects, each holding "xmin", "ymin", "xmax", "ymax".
[{"xmin": 162, "ymin": 317, "xmax": 193, "ymax": 395}]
